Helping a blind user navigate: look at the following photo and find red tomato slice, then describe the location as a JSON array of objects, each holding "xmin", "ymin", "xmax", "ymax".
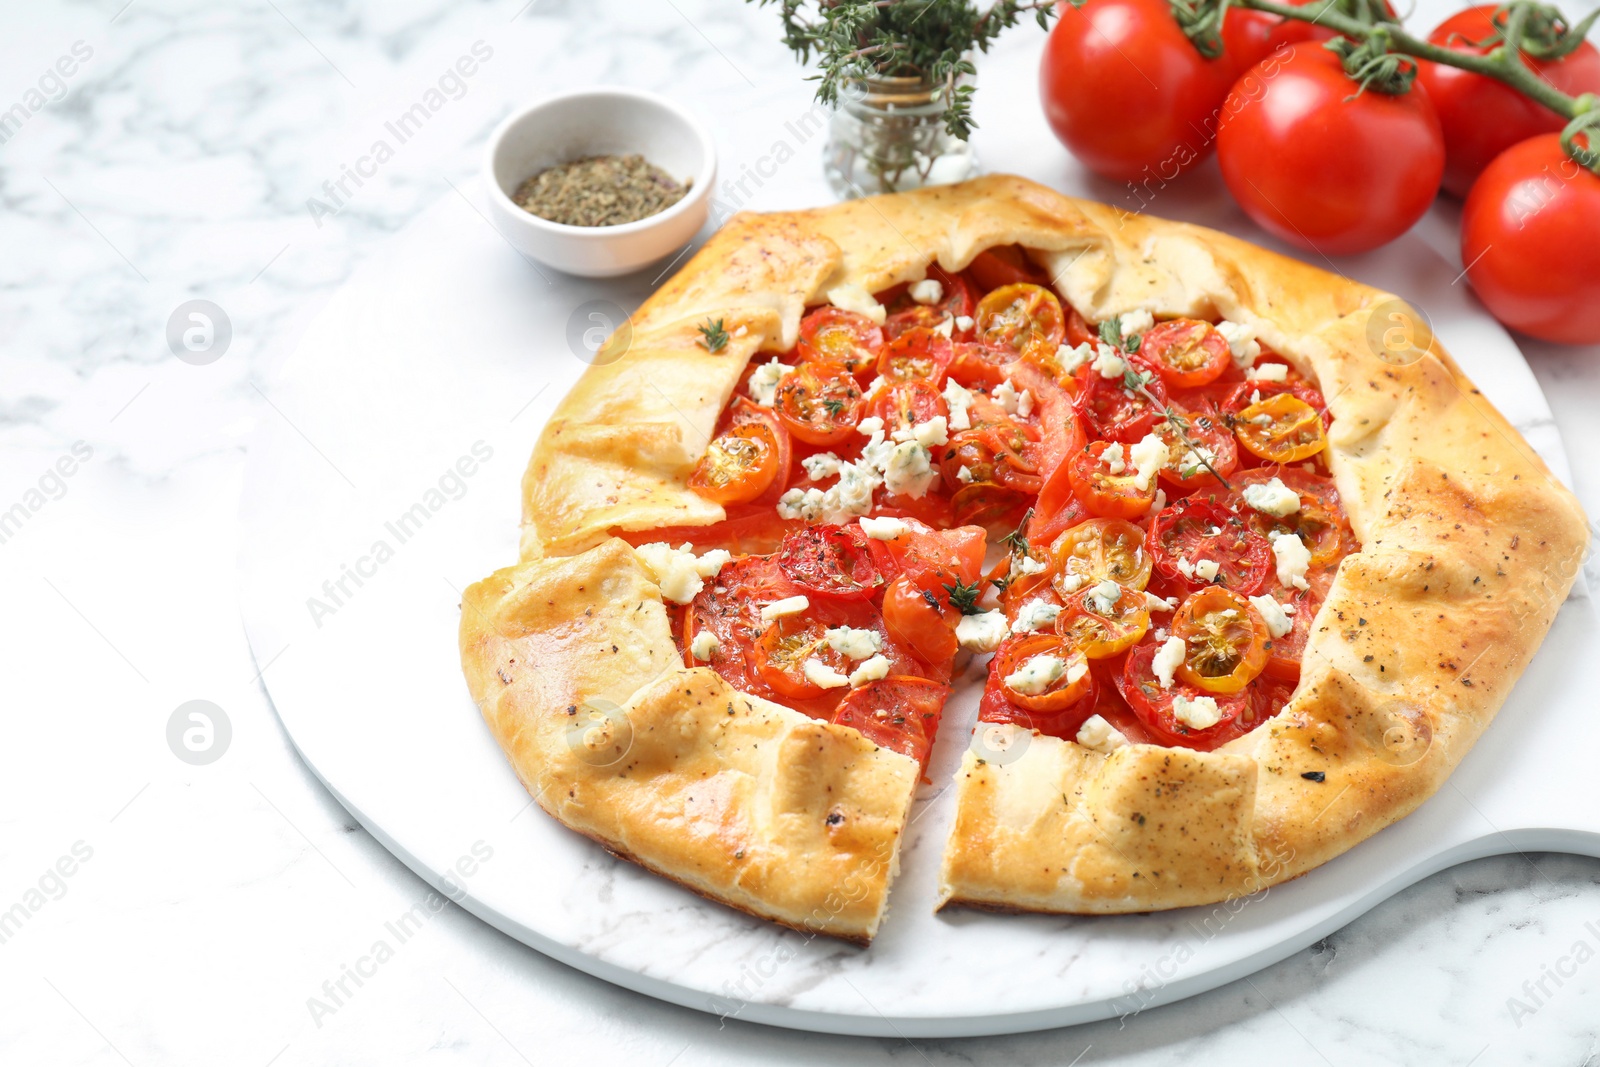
[
  {"xmin": 1139, "ymin": 318, "xmax": 1231, "ymax": 389},
  {"xmin": 992, "ymin": 634, "xmax": 1094, "ymax": 712},
  {"xmin": 947, "ymin": 341, "xmax": 1017, "ymax": 389},
  {"xmin": 1066, "ymin": 439, "xmax": 1157, "ymax": 520},
  {"xmin": 976, "ymin": 652, "xmax": 1102, "ymax": 740},
  {"xmin": 974, "ymin": 283, "xmax": 1067, "ymax": 362},
  {"xmin": 1117, "ymin": 642, "xmax": 1257, "ymax": 751},
  {"xmin": 876, "ymin": 327, "xmax": 956, "ymax": 387},
  {"xmin": 865, "ymin": 517, "xmax": 986, "ymax": 586},
  {"xmin": 1155, "ymin": 402, "xmax": 1239, "ymax": 493},
  {"xmin": 882, "ymin": 568, "xmax": 962, "ymax": 666},
  {"xmin": 773, "ymin": 523, "xmax": 884, "ymax": 601},
  {"xmin": 798, "ymin": 306, "xmax": 883, "ymax": 373},
  {"xmin": 774, "ymin": 362, "xmax": 865, "ymax": 446},
  {"xmin": 1065, "ymin": 306, "xmax": 1098, "ymax": 348},
  {"xmin": 883, "ymin": 266, "xmax": 975, "ymax": 340},
  {"xmin": 1171, "ymin": 586, "xmax": 1270, "ymax": 694},
  {"xmin": 1149, "ymin": 497, "xmax": 1272, "ymax": 596},
  {"xmin": 1074, "ymin": 353, "xmax": 1170, "ymax": 443},
  {"xmin": 832, "ymin": 676, "xmax": 952, "ymax": 767},
  {"xmin": 965, "ymin": 246, "xmax": 1049, "ymax": 290},
  {"xmin": 871, "ymin": 378, "xmax": 950, "ymax": 439}
]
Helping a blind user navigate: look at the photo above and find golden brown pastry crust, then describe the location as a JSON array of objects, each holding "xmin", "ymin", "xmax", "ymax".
[{"xmin": 465, "ymin": 174, "xmax": 1588, "ymax": 929}]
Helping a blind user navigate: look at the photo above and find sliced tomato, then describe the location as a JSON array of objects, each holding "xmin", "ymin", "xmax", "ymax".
[
  {"xmin": 1051, "ymin": 517, "xmax": 1153, "ymax": 595},
  {"xmin": 725, "ymin": 398, "xmax": 792, "ymax": 504},
  {"xmin": 684, "ymin": 556, "xmax": 802, "ymax": 694},
  {"xmin": 627, "ymin": 505, "xmax": 797, "ymax": 556},
  {"xmin": 755, "ymin": 615, "xmax": 858, "ymax": 700},
  {"xmin": 1074, "ymin": 353, "xmax": 1170, "ymax": 442},
  {"xmin": 992, "ymin": 634, "xmax": 1094, "ymax": 712},
  {"xmin": 798, "ymin": 306, "xmax": 883, "ymax": 373},
  {"xmin": 1066, "ymin": 440, "xmax": 1157, "ymax": 520},
  {"xmin": 883, "ymin": 266, "xmax": 975, "ymax": 340},
  {"xmin": 1056, "ymin": 582, "xmax": 1151, "ymax": 658},
  {"xmin": 774, "ymin": 362, "xmax": 865, "ymax": 446},
  {"xmin": 950, "ymin": 481, "xmax": 1033, "ymax": 535},
  {"xmin": 1221, "ymin": 465, "xmax": 1355, "ymax": 571},
  {"xmin": 832, "ymin": 676, "xmax": 952, "ymax": 766},
  {"xmin": 1118, "ymin": 642, "xmax": 1256, "ymax": 751},
  {"xmin": 773, "ymin": 523, "xmax": 883, "ymax": 601},
  {"xmin": 865, "ymin": 517, "xmax": 986, "ymax": 585},
  {"xmin": 974, "ymin": 283, "xmax": 1066, "ymax": 362},
  {"xmin": 965, "ymin": 245, "xmax": 1049, "ymax": 290},
  {"xmin": 1154, "ymin": 403, "xmax": 1239, "ymax": 493},
  {"xmin": 1171, "ymin": 587, "xmax": 1269, "ymax": 694},
  {"xmin": 1139, "ymin": 319, "xmax": 1231, "ymax": 388},
  {"xmin": 1149, "ymin": 498, "xmax": 1272, "ymax": 596},
  {"xmin": 688, "ymin": 422, "xmax": 780, "ymax": 504},
  {"xmin": 1259, "ymin": 570, "xmax": 1331, "ymax": 683},
  {"xmin": 882, "ymin": 568, "xmax": 962, "ymax": 666},
  {"xmin": 875, "ymin": 326, "xmax": 955, "ymax": 387},
  {"xmin": 976, "ymin": 651, "xmax": 1102, "ymax": 740},
  {"xmin": 1222, "ymin": 377, "xmax": 1331, "ymax": 429},
  {"xmin": 1065, "ymin": 306, "xmax": 1098, "ymax": 348},
  {"xmin": 942, "ymin": 421, "xmax": 1044, "ymax": 495},
  {"xmin": 947, "ymin": 340, "xmax": 1016, "ymax": 389},
  {"xmin": 1234, "ymin": 393, "xmax": 1327, "ymax": 464},
  {"xmin": 871, "ymin": 378, "xmax": 949, "ymax": 439}
]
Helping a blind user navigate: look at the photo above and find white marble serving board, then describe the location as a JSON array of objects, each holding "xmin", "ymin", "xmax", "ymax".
[{"xmin": 236, "ymin": 171, "xmax": 1599, "ymax": 1037}]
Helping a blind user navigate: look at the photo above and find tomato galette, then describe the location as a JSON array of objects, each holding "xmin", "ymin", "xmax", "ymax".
[{"xmin": 459, "ymin": 175, "xmax": 1586, "ymax": 941}]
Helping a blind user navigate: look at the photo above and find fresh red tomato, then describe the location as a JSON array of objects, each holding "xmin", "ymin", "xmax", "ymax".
[
  {"xmin": 876, "ymin": 327, "xmax": 955, "ymax": 386},
  {"xmin": 1217, "ymin": 46, "xmax": 1445, "ymax": 255},
  {"xmin": 774, "ymin": 362, "xmax": 865, "ymax": 446},
  {"xmin": 1461, "ymin": 133, "xmax": 1600, "ymax": 345},
  {"xmin": 883, "ymin": 265, "xmax": 975, "ymax": 340},
  {"xmin": 1040, "ymin": 0, "xmax": 1237, "ymax": 181},
  {"xmin": 1222, "ymin": 0, "xmax": 1333, "ymax": 73},
  {"xmin": 1117, "ymin": 642, "xmax": 1256, "ymax": 751},
  {"xmin": 773, "ymin": 524, "xmax": 883, "ymax": 601},
  {"xmin": 1418, "ymin": 6, "xmax": 1600, "ymax": 197},
  {"xmin": 882, "ymin": 568, "xmax": 963, "ymax": 665},
  {"xmin": 871, "ymin": 378, "xmax": 950, "ymax": 441},
  {"xmin": 797, "ymin": 307, "xmax": 883, "ymax": 373},
  {"xmin": 1066, "ymin": 440, "xmax": 1157, "ymax": 520},
  {"xmin": 832, "ymin": 677, "xmax": 952, "ymax": 766},
  {"xmin": 1149, "ymin": 497, "xmax": 1272, "ymax": 596},
  {"xmin": 1140, "ymin": 319, "xmax": 1231, "ymax": 389}
]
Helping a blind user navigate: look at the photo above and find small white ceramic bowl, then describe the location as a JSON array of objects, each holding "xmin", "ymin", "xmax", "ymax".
[{"xmin": 483, "ymin": 88, "xmax": 717, "ymax": 278}]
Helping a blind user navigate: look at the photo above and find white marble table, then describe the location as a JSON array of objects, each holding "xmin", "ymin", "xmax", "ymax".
[{"xmin": 1, "ymin": 1, "xmax": 1596, "ymax": 1064}]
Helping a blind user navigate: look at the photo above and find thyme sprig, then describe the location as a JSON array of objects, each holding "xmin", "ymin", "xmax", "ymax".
[
  {"xmin": 1133, "ymin": 381, "xmax": 1233, "ymax": 489},
  {"xmin": 748, "ymin": 0, "xmax": 1061, "ymax": 140},
  {"xmin": 943, "ymin": 577, "xmax": 985, "ymax": 614},
  {"xmin": 698, "ymin": 318, "xmax": 730, "ymax": 353}
]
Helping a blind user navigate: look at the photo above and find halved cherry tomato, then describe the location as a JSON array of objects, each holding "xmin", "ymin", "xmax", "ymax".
[
  {"xmin": 871, "ymin": 378, "xmax": 950, "ymax": 440},
  {"xmin": 865, "ymin": 518, "xmax": 987, "ymax": 586},
  {"xmin": 774, "ymin": 523, "xmax": 883, "ymax": 601},
  {"xmin": 1065, "ymin": 306, "xmax": 1098, "ymax": 348},
  {"xmin": 1056, "ymin": 582, "xmax": 1150, "ymax": 658},
  {"xmin": 1234, "ymin": 393, "xmax": 1327, "ymax": 464},
  {"xmin": 947, "ymin": 341, "xmax": 1016, "ymax": 389},
  {"xmin": 1052, "ymin": 517, "xmax": 1153, "ymax": 595},
  {"xmin": 965, "ymin": 246, "xmax": 1049, "ymax": 291},
  {"xmin": 798, "ymin": 307, "xmax": 882, "ymax": 372},
  {"xmin": 950, "ymin": 481, "xmax": 1033, "ymax": 534},
  {"xmin": 1223, "ymin": 465, "xmax": 1354, "ymax": 570},
  {"xmin": 883, "ymin": 266, "xmax": 975, "ymax": 340},
  {"xmin": 876, "ymin": 327, "xmax": 955, "ymax": 386},
  {"xmin": 993, "ymin": 634, "xmax": 1093, "ymax": 712},
  {"xmin": 1074, "ymin": 353, "xmax": 1170, "ymax": 442},
  {"xmin": 1149, "ymin": 498, "xmax": 1272, "ymax": 596},
  {"xmin": 1155, "ymin": 403, "xmax": 1239, "ymax": 492},
  {"xmin": 774, "ymin": 362, "xmax": 865, "ymax": 446},
  {"xmin": 977, "ymin": 644, "xmax": 1101, "ymax": 739},
  {"xmin": 1171, "ymin": 587, "xmax": 1269, "ymax": 694},
  {"xmin": 974, "ymin": 283, "xmax": 1066, "ymax": 362},
  {"xmin": 942, "ymin": 422, "xmax": 1044, "ymax": 495},
  {"xmin": 832, "ymin": 676, "xmax": 952, "ymax": 766},
  {"xmin": 1066, "ymin": 440, "xmax": 1157, "ymax": 520},
  {"xmin": 755, "ymin": 615, "xmax": 856, "ymax": 699},
  {"xmin": 882, "ymin": 568, "xmax": 962, "ymax": 665},
  {"xmin": 1222, "ymin": 377, "xmax": 1330, "ymax": 428},
  {"xmin": 1118, "ymin": 642, "xmax": 1255, "ymax": 751},
  {"xmin": 1259, "ymin": 571, "xmax": 1330, "ymax": 683},
  {"xmin": 684, "ymin": 556, "xmax": 801, "ymax": 693},
  {"xmin": 688, "ymin": 422, "xmax": 780, "ymax": 504},
  {"xmin": 1140, "ymin": 319, "xmax": 1231, "ymax": 389}
]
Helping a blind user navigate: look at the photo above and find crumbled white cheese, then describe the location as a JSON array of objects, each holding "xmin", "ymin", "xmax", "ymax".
[
  {"xmin": 942, "ymin": 379, "xmax": 974, "ymax": 431},
  {"xmin": 1152, "ymin": 636, "xmax": 1186, "ymax": 689},
  {"xmin": 956, "ymin": 464, "xmax": 973, "ymax": 484},
  {"xmin": 1147, "ymin": 487, "xmax": 1168, "ymax": 518},
  {"xmin": 802, "ymin": 452, "xmax": 843, "ymax": 481},
  {"xmin": 1101, "ymin": 442, "xmax": 1127, "ymax": 476},
  {"xmin": 803, "ymin": 657, "xmax": 851, "ymax": 689},
  {"xmin": 635, "ymin": 542, "xmax": 731, "ymax": 604},
  {"xmin": 1120, "ymin": 309, "xmax": 1154, "ymax": 338},
  {"xmin": 689, "ymin": 630, "xmax": 719, "ymax": 661},
  {"xmin": 1247, "ymin": 362, "xmax": 1289, "ymax": 382},
  {"xmin": 1248, "ymin": 594, "xmax": 1293, "ymax": 639},
  {"xmin": 747, "ymin": 358, "xmax": 793, "ymax": 406},
  {"xmin": 1076, "ymin": 714, "xmax": 1130, "ymax": 754},
  {"xmin": 857, "ymin": 415, "xmax": 885, "ymax": 436},
  {"xmin": 1195, "ymin": 558, "xmax": 1221, "ymax": 582},
  {"xmin": 1269, "ymin": 530, "xmax": 1312, "ymax": 591},
  {"xmin": 1005, "ymin": 653, "xmax": 1066, "ymax": 695},
  {"xmin": 1060, "ymin": 342, "xmax": 1098, "ymax": 372},
  {"xmin": 777, "ymin": 487, "xmax": 824, "ymax": 522},
  {"xmin": 825, "ymin": 626, "xmax": 882, "ymax": 660},
  {"xmin": 826, "ymin": 283, "xmax": 886, "ymax": 325},
  {"xmin": 956, "ymin": 610, "xmax": 1009, "ymax": 654},
  {"xmin": 1128, "ymin": 433, "xmax": 1168, "ymax": 492},
  {"xmin": 1012, "ymin": 598, "xmax": 1062, "ymax": 633},
  {"xmin": 858, "ymin": 515, "xmax": 907, "ymax": 540},
  {"xmin": 1145, "ymin": 592, "xmax": 1178, "ymax": 612},
  {"xmin": 761, "ymin": 595, "xmax": 811, "ymax": 621},
  {"xmin": 1243, "ymin": 477, "xmax": 1301, "ymax": 518},
  {"xmin": 910, "ymin": 415, "xmax": 948, "ymax": 449},
  {"xmin": 1216, "ymin": 320, "xmax": 1261, "ymax": 368},
  {"xmin": 848, "ymin": 653, "xmax": 891, "ymax": 687},
  {"xmin": 1057, "ymin": 573, "xmax": 1085, "ymax": 594},
  {"xmin": 1175, "ymin": 558, "xmax": 1195, "ymax": 580},
  {"xmin": 909, "ymin": 278, "xmax": 944, "ymax": 305},
  {"xmin": 1172, "ymin": 693, "xmax": 1223, "ymax": 730},
  {"xmin": 954, "ymin": 314, "xmax": 974, "ymax": 331},
  {"xmin": 1092, "ymin": 348, "xmax": 1127, "ymax": 379},
  {"xmin": 931, "ymin": 315, "xmax": 955, "ymax": 338},
  {"xmin": 884, "ymin": 439, "xmax": 938, "ymax": 497},
  {"xmin": 993, "ymin": 379, "xmax": 1034, "ymax": 417},
  {"xmin": 1014, "ymin": 554, "xmax": 1049, "ymax": 577},
  {"xmin": 1087, "ymin": 579, "xmax": 1122, "ymax": 615}
]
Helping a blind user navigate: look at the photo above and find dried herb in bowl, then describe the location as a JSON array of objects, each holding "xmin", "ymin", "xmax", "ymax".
[{"xmin": 513, "ymin": 154, "xmax": 690, "ymax": 227}]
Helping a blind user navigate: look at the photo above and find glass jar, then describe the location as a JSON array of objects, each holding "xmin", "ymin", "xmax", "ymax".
[{"xmin": 824, "ymin": 74, "xmax": 978, "ymax": 199}]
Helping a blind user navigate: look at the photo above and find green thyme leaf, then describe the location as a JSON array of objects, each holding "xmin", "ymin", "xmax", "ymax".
[{"xmin": 698, "ymin": 318, "xmax": 730, "ymax": 353}]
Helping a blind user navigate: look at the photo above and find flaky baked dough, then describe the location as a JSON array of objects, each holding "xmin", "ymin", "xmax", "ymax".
[{"xmin": 461, "ymin": 175, "xmax": 1587, "ymax": 930}]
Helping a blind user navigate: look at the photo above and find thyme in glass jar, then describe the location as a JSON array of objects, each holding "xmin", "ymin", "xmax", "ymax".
[{"xmin": 513, "ymin": 154, "xmax": 690, "ymax": 227}]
